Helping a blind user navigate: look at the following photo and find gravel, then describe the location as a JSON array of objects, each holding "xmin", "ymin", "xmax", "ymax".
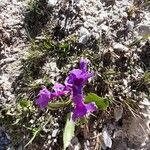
[
  {"xmin": 0, "ymin": 0, "xmax": 28, "ymax": 106},
  {"xmin": 0, "ymin": 128, "xmax": 11, "ymax": 150}
]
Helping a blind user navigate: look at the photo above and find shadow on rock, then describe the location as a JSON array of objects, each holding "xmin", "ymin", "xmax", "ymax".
[
  {"xmin": 139, "ymin": 40, "xmax": 150, "ymax": 71},
  {"xmin": 24, "ymin": 0, "xmax": 52, "ymax": 39}
]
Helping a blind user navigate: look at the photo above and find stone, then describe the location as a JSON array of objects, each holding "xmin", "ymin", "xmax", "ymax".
[
  {"xmin": 78, "ymin": 27, "xmax": 90, "ymax": 44},
  {"xmin": 123, "ymin": 116, "xmax": 149, "ymax": 149},
  {"xmin": 101, "ymin": 127, "xmax": 112, "ymax": 149},
  {"xmin": 47, "ymin": 0, "xmax": 58, "ymax": 7},
  {"xmin": 52, "ymin": 129, "xmax": 59, "ymax": 138},
  {"xmin": 126, "ymin": 20, "xmax": 134, "ymax": 31},
  {"xmin": 138, "ymin": 24, "xmax": 150, "ymax": 36},
  {"xmin": 114, "ymin": 106, "xmax": 123, "ymax": 121},
  {"xmin": 113, "ymin": 43, "xmax": 129, "ymax": 52},
  {"xmin": 0, "ymin": 128, "xmax": 11, "ymax": 149}
]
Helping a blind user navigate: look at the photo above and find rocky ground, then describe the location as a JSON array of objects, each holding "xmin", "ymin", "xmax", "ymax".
[
  {"xmin": 0, "ymin": 0, "xmax": 28, "ymax": 106},
  {"xmin": 0, "ymin": 0, "xmax": 150, "ymax": 150}
]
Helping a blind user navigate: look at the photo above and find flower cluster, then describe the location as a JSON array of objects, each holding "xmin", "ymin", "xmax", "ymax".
[{"xmin": 36, "ymin": 58, "xmax": 97, "ymax": 121}]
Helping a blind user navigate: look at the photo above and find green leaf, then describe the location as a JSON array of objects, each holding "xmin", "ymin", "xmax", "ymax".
[
  {"xmin": 19, "ymin": 99, "xmax": 31, "ymax": 108},
  {"xmin": 25, "ymin": 127, "xmax": 41, "ymax": 148},
  {"xmin": 43, "ymin": 40, "xmax": 52, "ymax": 50},
  {"xmin": 63, "ymin": 115, "xmax": 75, "ymax": 150},
  {"xmin": 85, "ymin": 93, "xmax": 109, "ymax": 110},
  {"xmin": 59, "ymin": 43, "xmax": 69, "ymax": 49},
  {"xmin": 48, "ymin": 100, "xmax": 71, "ymax": 110}
]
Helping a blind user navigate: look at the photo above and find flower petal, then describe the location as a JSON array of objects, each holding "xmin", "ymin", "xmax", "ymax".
[
  {"xmin": 72, "ymin": 94, "xmax": 84, "ymax": 103},
  {"xmin": 52, "ymin": 83, "xmax": 70, "ymax": 97},
  {"xmin": 80, "ymin": 58, "xmax": 89, "ymax": 72},
  {"xmin": 72, "ymin": 94, "xmax": 97, "ymax": 121},
  {"xmin": 85, "ymin": 103, "xmax": 97, "ymax": 113},
  {"xmin": 72, "ymin": 102, "xmax": 87, "ymax": 121},
  {"xmin": 68, "ymin": 69, "xmax": 92, "ymax": 88},
  {"xmin": 36, "ymin": 87, "xmax": 52, "ymax": 108},
  {"xmin": 53, "ymin": 83, "xmax": 65, "ymax": 92}
]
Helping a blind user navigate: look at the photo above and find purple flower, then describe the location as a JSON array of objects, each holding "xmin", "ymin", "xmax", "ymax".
[
  {"xmin": 65, "ymin": 58, "xmax": 93, "ymax": 95},
  {"xmin": 65, "ymin": 58, "xmax": 93, "ymax": 87},
  {"xmin": 65, "ymin": 58, "xmax": 96, "ymax": 121},
  {"xmin": 80, "ymin": 58, "xmax": 89, "ymax": 72},
  {"xmin": 72, "ymin": 94, "xmax": 97, "ymax": 121},
  {"xmin": 36, "ymin": 58, "xmax": 97, "ymax": 121},
  {"xmin": 36, "ymin": 84, "xmax": 70, "ymax": 108},
  {"xmin": 65, "ymin": 69, "xmax": 93, "ymax": 95},
  {"xmin": 70, "ymin": 69, "xmax": 93, "ymax": 85},
  {"xmin": 52, "ymin": 83, "xmax": 70, "ymax": 97},
  {"xmin": 36, "ymin": 87, "xmax": 52, "ymax": 108}
]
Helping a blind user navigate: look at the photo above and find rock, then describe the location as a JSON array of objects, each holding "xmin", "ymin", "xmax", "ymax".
[
  {"xmin": 100, "ymin": 24, "xmax": 109, "ymax": 32},
  {"xmin": 78, "ymin": 27, "xmax": 90, "ymax": 44},
  {"xmin": 47, "ymin": 0, "xmax": 58, "ymax": 7},
  {"xmin": 113, "ymin": 43, "xmax": 129, "ymax": 53},
  {"xmin": 83, "ymin": 21, "xmax": 93, "ymax": 29},
  {"xmin": 140, "ymin": 98, "xmax": 150, "ymax": 106},
  {"xmin": 79, "ymin": 26, "xmax": 90, "ymax": 36},
  {"xmin": 0, "ymin": 75, "xmax": 9, "ymax": 85},
  {"xmin": 111, "ymin": 138, "xmax": 128, "ymax": 150},
  {"xmin": 52, "ymin": 129, "xmax": 59, "ymax": 138},
  {"xmin": 101, "ymin": 127, "xmax": 112, "ymax": 149},
  {"xmin": 78, "ymin": 34, "xmax": 89, "ymax": 44},
  {"xmin": 114, "ymin": 106, "xmax": 123, "ymax": 121},
  {"xmin": 126, "ymin": 20, "xmax": 134, "ymax": 31},
  {"xmin": 125, "ymin": 116, "xmax": 149, "ymax": 148},
  {"xmin": 138, "ymin": 24, "xmax": 150, "ymax": 36},
  {"xmin": 2, "ymin": 57, "xmax": 16, "ymax": 64},
  {"xmin": 0, "ymin": 128, "xmax": 11, "ymax": 149},
  {"xmin": 101, "ymin": 0, "xmax": 116, "ymax": 6}
]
